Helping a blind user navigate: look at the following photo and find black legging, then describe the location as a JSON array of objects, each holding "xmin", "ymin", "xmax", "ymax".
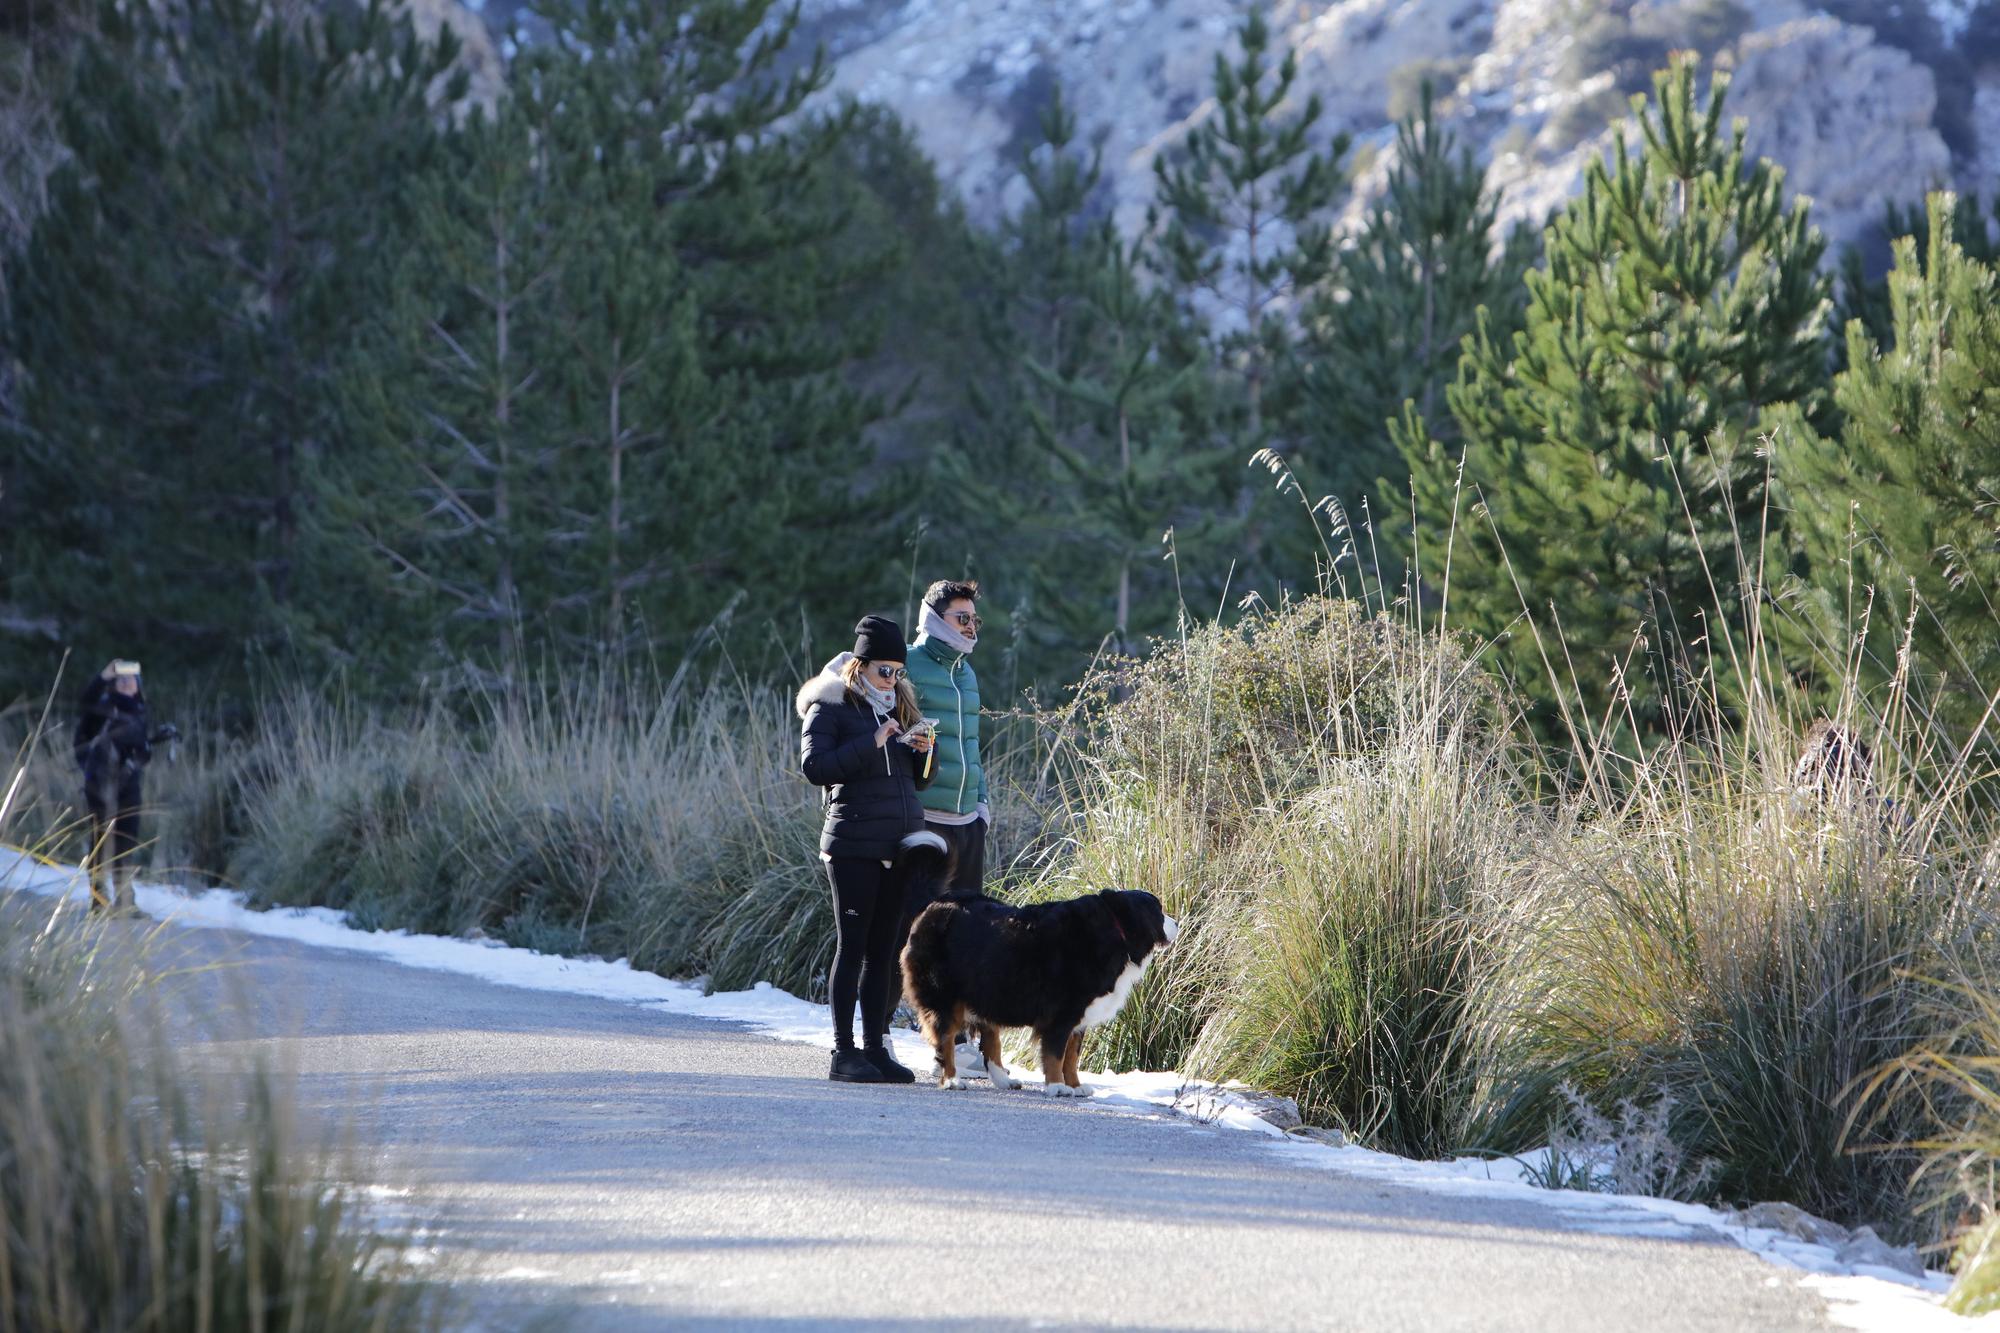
[{"xmin": 825, "ymin": 857, "xmax": 904, "ymax": 1049}]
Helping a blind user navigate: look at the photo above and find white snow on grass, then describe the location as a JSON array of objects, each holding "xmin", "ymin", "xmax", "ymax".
[
  {"xmin": 1932, "ymin": 0, "xmax": 1979, "ymax": 44},
  {"xmin": 0, "ymin": 848, "xmax": 1980, "ymax": 1328}
]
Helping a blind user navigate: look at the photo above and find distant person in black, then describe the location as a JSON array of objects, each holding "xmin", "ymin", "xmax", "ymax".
[{"xmin": 73, "ymin": 659, "xmax": 165, "ymax": 915}]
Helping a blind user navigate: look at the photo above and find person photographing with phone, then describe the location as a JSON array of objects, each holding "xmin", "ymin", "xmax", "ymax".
[
  {"xmin": 72, "ymin": 659, "xmax": 177, "ymax": 916},
  {"xmin": 796, "ymin": 615, "xmax": 937, "ymax": 1083}
]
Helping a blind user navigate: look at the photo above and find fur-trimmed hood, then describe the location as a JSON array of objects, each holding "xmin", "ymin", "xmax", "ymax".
[{"xmin": 794, "ymin": 653, "xmax": 859, "ymax": 719}]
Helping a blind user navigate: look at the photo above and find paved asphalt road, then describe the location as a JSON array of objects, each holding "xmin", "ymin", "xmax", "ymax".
[{"xmin": 161, "ymin": 923, "xmax": 1841, "ymax": 1332}]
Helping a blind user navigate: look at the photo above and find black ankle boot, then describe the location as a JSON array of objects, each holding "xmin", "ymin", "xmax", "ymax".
[
  {"xmin": 863, "ymin": 1041, "xmax": 916, "ymax": 1084},
  {"xmin": 830, "ymin": 1046, "xmax": 888, "ymax": 1083}
]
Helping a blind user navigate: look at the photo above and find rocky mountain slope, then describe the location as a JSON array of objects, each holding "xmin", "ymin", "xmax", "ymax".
[
  {"xmin": 780, "ymin": 0, "xmax": 1999, "ymax": 260},
  {"xmin": 4, "ymin": 2, "xmax": 1992, "ymax": 270}
]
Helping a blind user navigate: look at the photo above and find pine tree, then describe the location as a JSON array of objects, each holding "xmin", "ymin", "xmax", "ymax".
[
  {"xmin": 534, "ymin": 34, "xmax": 707, "ymax": 656},
  {"xmin": 1836, "ymin": 192, "xmax": 1999, "ymax": 362},
  {"xmin": 1295, "ymin": 86, "xmax": 1536, "ymax": 529},
  {"xmin": 1150, "ymin": 11, "xmax": 1346, "ymax": 443},
  {"xmin": 2, "ymin": 0, "xmax": 458, "ymax": 686},
  {"xmin": 827, "ymin": 104, "xmax": 995, "ymax": 504},
  {"xmin": 1017, "ymin": 230, "xmax": 1225, "ymax": 658},
  {"xmin": 319, "ymin": 0, "xmax": 905, "ymax": 682},
  {"xmin": 981, "ymin": 89, "xmax": 1108, "ymax": 483},
  {"xmin": 524, "ymin": 0, "xmax": 894, "ymax": 663},
  {"xmin": 947, "ymin": 90, "xmax": 1229, "ymax": 671},
  {"xmin": 319, "ymin": 96, "xmax": 570, "ymax": 684},
  {"xmin": 1784, "ymin": 192, "xmax": 2000, "ymax": 727},
  {"xmin": 1394, "ymin": 56, "xmax": 1832, "ymax": 735}
]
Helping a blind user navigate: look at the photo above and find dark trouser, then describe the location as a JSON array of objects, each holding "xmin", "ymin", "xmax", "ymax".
[
  {"xmin": 931, "ymin": 816, "xmax": 987, "ymax": 895},
  {"xmin": 878, "ymin": 817, "xmax": 988, "ymax": 1036},
  {"xmin": 83, "ymin": 768, "xmax": 143, "ymax": 910},
  {"xmin": 825, "ymin": 857, "xmax": 904, "ymax": 1050}
]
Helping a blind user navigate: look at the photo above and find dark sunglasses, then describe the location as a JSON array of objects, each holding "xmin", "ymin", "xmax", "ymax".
[
  {"xmin": 869, "ymin": 663, "xmax": 906, "ymax": 682},
  {"xmin": 950, "ymin": 611, "xmax": 984, "ymax": 630}
]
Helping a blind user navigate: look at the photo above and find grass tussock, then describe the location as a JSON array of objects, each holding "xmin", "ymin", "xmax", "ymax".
[
  {"xmin": 1474, "ymin": 741, "xmax": 1986, "ymax": 1237},
  {"xmin": 0, "ymin": 751, "xmax": 445, "ymax": 1330},
  {"xmin": 1187, "ymin": 705, "xmax": 1515, "ymax": 1157},
  {"xmin": 1853, "ymin": 973, "xmax": 2000, "ymax": 1306},
  {"xmin": 223, "ymin": 677, "xmax": 830, "ymax": 994},
  {"xmin": 1024, "ymin": 597, "xmax": 1515, "ymax": 1134}
]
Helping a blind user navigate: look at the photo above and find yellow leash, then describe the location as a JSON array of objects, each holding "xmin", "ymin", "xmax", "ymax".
[{"xmin": 0, "ymin": 840, "xmax": 68, "ymax": 870}]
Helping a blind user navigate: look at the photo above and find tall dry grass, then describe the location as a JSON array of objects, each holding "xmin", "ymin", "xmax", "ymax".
[
  {"xmin": 1011, "ymin": 465, "xmax": 2000, "ymax": 1247},
  {"xmin": 206, "ymin": 671, "xmax": 1048, "ymax": 1000},
  {"xmin": 1187, "ymin": 700, "xmax": 1516, "ymax": 1158},
  {"xmin": 222, "ymin": 675, "xmax": 826, "ymax": 989},
  {"xmin": 0, "ymin": 735, "xmax": 447, "ymax": 1332},
  {"xmin": 1018, "ymin": 596, "xmax": 1517, "ymax": 1136},
  {"xmin": 1452, "ymin": 471, "xmax": 2000, "ymax": 1242},
  {"xmin": 1469, "ymin": 724, "xmax": 1991, "ymax": 1239},
  {"xmin": 1848, "ymin": 969, "xmax": 2000, "ymax": 1307}
]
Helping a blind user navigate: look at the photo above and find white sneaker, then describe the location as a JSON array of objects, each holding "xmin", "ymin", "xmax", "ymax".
[{"xmin": 954, "ymin": 1041, "xmax": 988, "ymax": 1079}]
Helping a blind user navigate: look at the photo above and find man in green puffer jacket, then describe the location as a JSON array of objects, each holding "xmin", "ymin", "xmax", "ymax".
[
  {"xmin": 904, "ymin": 578, "xmax": 989, "ymax": 896},
  {"xmin": 888, "ymin": 578, "xmax": 992, "ymax": 1065}
]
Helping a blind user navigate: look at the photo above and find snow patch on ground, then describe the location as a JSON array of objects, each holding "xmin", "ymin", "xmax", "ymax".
[
  {"xmin": 0, "ymin": 850, "xmax": 1971, "ymax": 1328},
  {"xmin": 1811, "ymin": 1273, "xmax": 1982, "ymax": 1331},
  {"xmin": 0, "ymin": 851, "xmax": 937, "ymax": 1069}
]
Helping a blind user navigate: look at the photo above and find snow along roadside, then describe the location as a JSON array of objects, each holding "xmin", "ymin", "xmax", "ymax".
[{"xmin": 0, "ymin": 850, "xmax": 1977, "ymax": 1331}]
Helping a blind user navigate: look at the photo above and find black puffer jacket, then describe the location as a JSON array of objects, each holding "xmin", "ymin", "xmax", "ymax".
[
  {"xmin": 73, "ymin": 678, "xmax": 151, "ymax": 785},
  {"xmin": 797, "ymin": 665, "xmax": 934, "ymax": 860}
]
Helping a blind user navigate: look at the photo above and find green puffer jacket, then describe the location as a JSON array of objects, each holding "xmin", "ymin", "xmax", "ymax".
[{"xmin": 904, "ymin": 636, "xmax": 985, "ymax": 818}]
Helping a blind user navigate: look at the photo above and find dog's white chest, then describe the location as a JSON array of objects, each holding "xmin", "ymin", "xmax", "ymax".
[{"xmin": 1079, "ymin": 955, "xmax": 1150, "ymax": 1029}]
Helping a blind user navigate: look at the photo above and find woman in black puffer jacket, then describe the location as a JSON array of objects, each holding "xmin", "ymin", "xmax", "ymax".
[{"xmin": 797, "ymin": 615, "xmax": 937, "ymax": 1084}]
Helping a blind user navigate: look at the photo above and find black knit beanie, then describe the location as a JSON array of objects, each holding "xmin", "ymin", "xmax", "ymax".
[{"xmin": 853, "ymin": 614, "xmax": 906, "ymax": 664}]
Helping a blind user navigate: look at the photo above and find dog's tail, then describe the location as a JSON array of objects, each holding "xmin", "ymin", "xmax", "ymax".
[{"xmin": 892, "ymin": 828, "xmax": 956, "ymax": 910}]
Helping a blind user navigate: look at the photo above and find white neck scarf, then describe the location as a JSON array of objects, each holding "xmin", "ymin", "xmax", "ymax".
[
  {"xmin": 918, "ymin": 604, "xmax": 976, "ymax": 655},
  {"xmin": 860, "ymin": 677, "xmax": 898, "ymax": 714}
]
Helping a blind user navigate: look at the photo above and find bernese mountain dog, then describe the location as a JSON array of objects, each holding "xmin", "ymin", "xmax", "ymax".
[{"xmin": 897, "ymin": 843, "xmax": 1178, "ymax": 1097}]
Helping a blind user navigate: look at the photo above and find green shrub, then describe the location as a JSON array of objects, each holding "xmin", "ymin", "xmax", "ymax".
[
  {"xmin": 1023, "ymin": 597, "xmax": 1515, "ymax": 1101},
  {"xmin": 1561, "ymin": 1, "xmax": 1748, "ymax": 90},
  {"xmin": 1471, "ymin": 727, "xmax": 1993, "ymax": 1242},
  {"xmin": 1188, "ymin": 710, "xmax": 1516, "ymax": 1157},
  {"xmin": 1384, "ymin": 57, "xmax": 1469, "ymax": 123},
  {"xmin": 1544, "ymin": 86, "xmax": 1627, "ymax": 151}
]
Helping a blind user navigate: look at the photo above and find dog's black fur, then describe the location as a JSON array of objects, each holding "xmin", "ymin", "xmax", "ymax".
[
  {"xmin": 898, "ymin": 870, "xmax": 1175, "ymax": 1095},
  {"xmin": 876, "ymin": 830, "xmax": 956, "ymax": 1033}
]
